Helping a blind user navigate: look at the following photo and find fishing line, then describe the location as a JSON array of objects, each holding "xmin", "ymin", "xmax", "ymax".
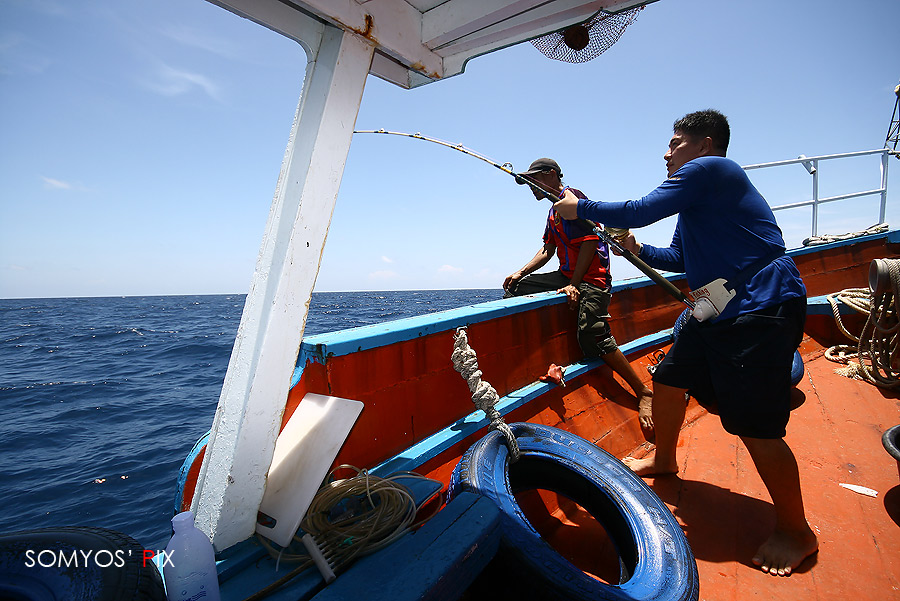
[{"xmin": 353, "ymin": 128, "xmax": 694, "ymax": 310}]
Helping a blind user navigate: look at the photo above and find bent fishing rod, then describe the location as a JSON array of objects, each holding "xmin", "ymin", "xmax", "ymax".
[{"xmin": 354, "ymin": 129, "xmax": 694, "ymax": 310}]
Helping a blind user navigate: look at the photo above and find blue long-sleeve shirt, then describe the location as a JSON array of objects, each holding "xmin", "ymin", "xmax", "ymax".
[{"xmin": 576, "ymin": 156, "xmax": 806, "ymax": 320}]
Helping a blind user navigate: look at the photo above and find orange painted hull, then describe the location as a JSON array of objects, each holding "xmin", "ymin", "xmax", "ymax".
[
  {"xmin": 285, "ymin": 232, "xmax": 900, "ymax": 481},
  {"xmin": 185, "ymin": 231, "xmax": 900, "ymax": 600},
  {"xmin": 287, "ymin": 232, "xmax": 900, "ymax": 599}
]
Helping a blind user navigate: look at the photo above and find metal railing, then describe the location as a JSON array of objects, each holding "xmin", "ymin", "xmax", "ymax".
[{"xmin": 742, "ymin": 148, "xmax": 892, "ymax": 237}]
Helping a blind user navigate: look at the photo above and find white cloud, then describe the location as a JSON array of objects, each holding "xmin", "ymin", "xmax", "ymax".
[
  {"xmin": 41, "ymin": 177, "xmax": 73, "ymax": 190},
  {"xmin": 160, "ymin": 24, "xmax": 238, "ymax": 60},
  {"xmin": 438, "ymin": 264, "xmax": 463, "ymax": 273},
  {"xmin": 41, "ymin": 176, "xmax": 89, "ymax": 191},
  {"xmin": 381, "ymin": 256, "xmax": 394, "ymax": 263},
  {"xmin": 141, "ymin": 63, "xmax": 223, "ymax": 103}
]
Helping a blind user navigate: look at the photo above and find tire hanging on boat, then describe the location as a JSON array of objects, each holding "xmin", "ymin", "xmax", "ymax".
[
  {"xmin": 0, "ymin": 527, "xmax": 167, "ymax": 601},
  {"xmin": 449, "ymin": 422, "xmax": 699, "ymax": 601}
]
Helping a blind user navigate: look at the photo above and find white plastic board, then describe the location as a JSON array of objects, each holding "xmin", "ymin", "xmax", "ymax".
[{"xmin": 256, "ymin": 393, "xmax": 364, "ymax": 546}]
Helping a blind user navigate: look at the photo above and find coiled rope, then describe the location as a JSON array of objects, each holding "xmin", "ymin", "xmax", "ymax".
[
  {"xmin": 248, "ymin": 467, "xmax": 441, "ymax": 601},
  {"xmin": 803, "ymin": 223, "xmax": 888, "ymax": 246},
  {"xmin": 826, "ymin": 258, "xmax": 900, "ymax": 389},
  {"xmin": 451, "ymin": 327, "xmax": 520, "ymax": 462},
  {"xmin": 300, "ymin": 467, "xmax": 419, "ymax": 567}
]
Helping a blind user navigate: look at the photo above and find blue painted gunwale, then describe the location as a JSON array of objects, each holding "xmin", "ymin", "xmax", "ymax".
[
  {"xmin": 807, "ymin": 294, "xmax": 858, "ymax": 315},
  {"xmin": 288, "ymin": 230, "xmax": 898, "ymax": 480},
  {"xmin": 290, "ymin": 278, "xmax": 681, "ymax": 387},
  {"xmin": 291, "ymin": 228, "xmax": 897, "ymax": 388},
  {"xmin": 789, "ymin": 228, "xmax": 900, "ymax": 257}
]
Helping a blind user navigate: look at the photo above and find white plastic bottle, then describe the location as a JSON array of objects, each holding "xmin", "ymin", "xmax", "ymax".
[{"xmin": 164, "ymin": 511, "xmax": 221, "ymax": 601}]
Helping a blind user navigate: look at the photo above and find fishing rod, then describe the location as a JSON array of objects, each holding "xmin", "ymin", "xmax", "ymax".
[
  {"xmin": 354, "ymin": 128, "xmax": 694, "ymax": 310},
  {"xmin": 356, "ymin": 129, "xmax": 586, "ymax": 205},
  {"xmin": 593, "ymin": 227, "xmax": 694, "ymax": 309},
  {"xmin": 355, "ymin": 129, "xmax": 609, "ymax": 212},
  {"xmin": 353, "ymin": 129, "xmax": 516, "ymax": 174},
  {"xmin": 354, "ymin": 129, "xmax": 556, "ymax": 199}
]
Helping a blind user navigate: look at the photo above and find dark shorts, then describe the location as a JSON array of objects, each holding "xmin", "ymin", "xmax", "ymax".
[
  {"xmin": 506, "ymin": 270, "xmax": 618, "ymax": 357},
  {"xmin": 652, "ymin": 296, "xmax": 807, "ymax": 439}
]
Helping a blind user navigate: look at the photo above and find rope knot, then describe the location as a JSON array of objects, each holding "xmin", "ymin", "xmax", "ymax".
[{"xmin": 451, "ymin": 327, "xmax": 520, "ymax": 461}]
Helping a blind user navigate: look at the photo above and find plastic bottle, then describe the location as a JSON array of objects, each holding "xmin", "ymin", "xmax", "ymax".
[{"xmin": 163, "ymin": 511, "xmax": 221, "ymax": 601}]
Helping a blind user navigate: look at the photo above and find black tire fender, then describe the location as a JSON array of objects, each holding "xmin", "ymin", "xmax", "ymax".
[
  {"xmin": 449, "ymin": 423, "xmax": 699, "ymax": 601},
  {"xmin": 0, "ymin": 527, "xmax": 166, "ymax": 601}
]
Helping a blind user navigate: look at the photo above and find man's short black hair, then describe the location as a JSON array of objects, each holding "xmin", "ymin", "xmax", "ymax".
[{"xmin": 673, "ymin": 109, "xmax": 730, "ymax": 154}]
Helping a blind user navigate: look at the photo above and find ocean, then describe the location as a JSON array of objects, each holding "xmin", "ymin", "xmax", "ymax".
[{"xmin": 0, "ymin": 290, "xmax": 503, "ymax": 552}]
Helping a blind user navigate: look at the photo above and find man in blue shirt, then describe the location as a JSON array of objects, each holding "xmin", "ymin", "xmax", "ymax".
[{"xmin": 554, "ymin": 110, "xmax": 818, "ymax": 577}]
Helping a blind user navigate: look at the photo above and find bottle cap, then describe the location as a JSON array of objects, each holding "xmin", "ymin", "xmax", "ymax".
[{"xmin": 172, "ymin": 510, "xmax": 195, "ymax": 529}]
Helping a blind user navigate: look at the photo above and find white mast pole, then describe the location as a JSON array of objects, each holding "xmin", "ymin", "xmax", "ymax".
[{"xmin": 192, "ymin": 21, "xmax": 374, "ymax": 551}]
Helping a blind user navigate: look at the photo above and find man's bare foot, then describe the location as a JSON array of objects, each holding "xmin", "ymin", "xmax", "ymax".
[
  {"xmin": 751, "ymin": 527, "xmax": 818, "ymax": 576},
  {"xmin": 637, "ymin": 389, "xmax": 654, "ymax": 434},
  {"xmin": 622, "ymin": 453, "xmax": 678, "ymax": 477}
]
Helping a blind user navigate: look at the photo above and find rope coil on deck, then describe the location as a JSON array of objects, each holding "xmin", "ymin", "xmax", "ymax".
[
  {"xmin": 451, "ymin": 327, "xmax": 520, "ymax": 462},
  {"xmin": 248, "ymin": 467, "xmax": 442, "ymax": 600},
  {"xmin": 826, "ymin": 258, "xmax": 900, "ymax": 389}
]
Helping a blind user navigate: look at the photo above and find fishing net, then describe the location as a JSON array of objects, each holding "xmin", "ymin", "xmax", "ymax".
[
  {"xmin": 886, "ymin": 82, "xmax": 900, "ymax": 157},
  {"xmin": 530, "ymin": 7, "xmax": 642, "ymax": 63}
]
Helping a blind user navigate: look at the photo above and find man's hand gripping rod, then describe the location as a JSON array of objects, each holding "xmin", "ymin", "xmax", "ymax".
[
  {"xmin": 524, "ymin": 178, "xmax": 695, "ymax": 311},
  {"xmin": 596, "ymin": 228, "xmax": 695, "ymax": 310}
]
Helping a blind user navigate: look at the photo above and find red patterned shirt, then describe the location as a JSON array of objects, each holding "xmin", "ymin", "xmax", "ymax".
[{"xmin": 543, "ymin": 187, "xmax": 611, "ymax": 289}]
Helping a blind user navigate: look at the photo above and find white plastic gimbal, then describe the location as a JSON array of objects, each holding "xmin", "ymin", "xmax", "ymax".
[{"xmin": 689, "ymin": 278, "xmax": 736, "ymax": 322}]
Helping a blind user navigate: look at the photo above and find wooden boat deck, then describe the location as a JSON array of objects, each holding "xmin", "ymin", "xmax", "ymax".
[
  {"xmin": 511, "ymin": 327, "xmax": 900, "ymax": 601},
  {"xmin": 644, "ymin": 345, "xmax": 900, "ymax": 600},
  {"xmin": 210, "ymin": 317, "xmax": 900, "ymax": 601}
]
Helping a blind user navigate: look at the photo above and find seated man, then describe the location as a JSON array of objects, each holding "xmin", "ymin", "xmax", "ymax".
[{"xmin": 504, "ymin": 158, "xmax": 653, "ymax": 434}]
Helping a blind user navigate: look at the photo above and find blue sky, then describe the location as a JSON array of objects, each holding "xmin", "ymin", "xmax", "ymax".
[{"xmin": 1, "ymin": 0, "xmax": 898, "ymax": 298}]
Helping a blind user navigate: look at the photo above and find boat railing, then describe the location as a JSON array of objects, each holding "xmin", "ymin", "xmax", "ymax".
[{"xmin": 742, "ymin": 148, "xmax": 892, "ymax": 238}]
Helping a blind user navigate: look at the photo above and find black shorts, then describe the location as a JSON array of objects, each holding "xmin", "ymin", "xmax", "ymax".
[{"xmin": 652, "ymin": 296, "xmax": 806, "ymax": 439}]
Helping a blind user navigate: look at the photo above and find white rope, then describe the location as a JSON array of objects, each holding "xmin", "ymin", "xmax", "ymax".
[
  {"xmin": 826, "ymin": 260, "xmax": 900, "ymax": 389},
  {"xmin": 803, "ymin": 223, "xmax": 888, "ymax": 246},
  {"xmin": 451, "ymin": 327, "xmax": 520, "ymax": 461},
  {"xmin": 826, "ymin": 288, "xmax": 869, "ymax": 342}
]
